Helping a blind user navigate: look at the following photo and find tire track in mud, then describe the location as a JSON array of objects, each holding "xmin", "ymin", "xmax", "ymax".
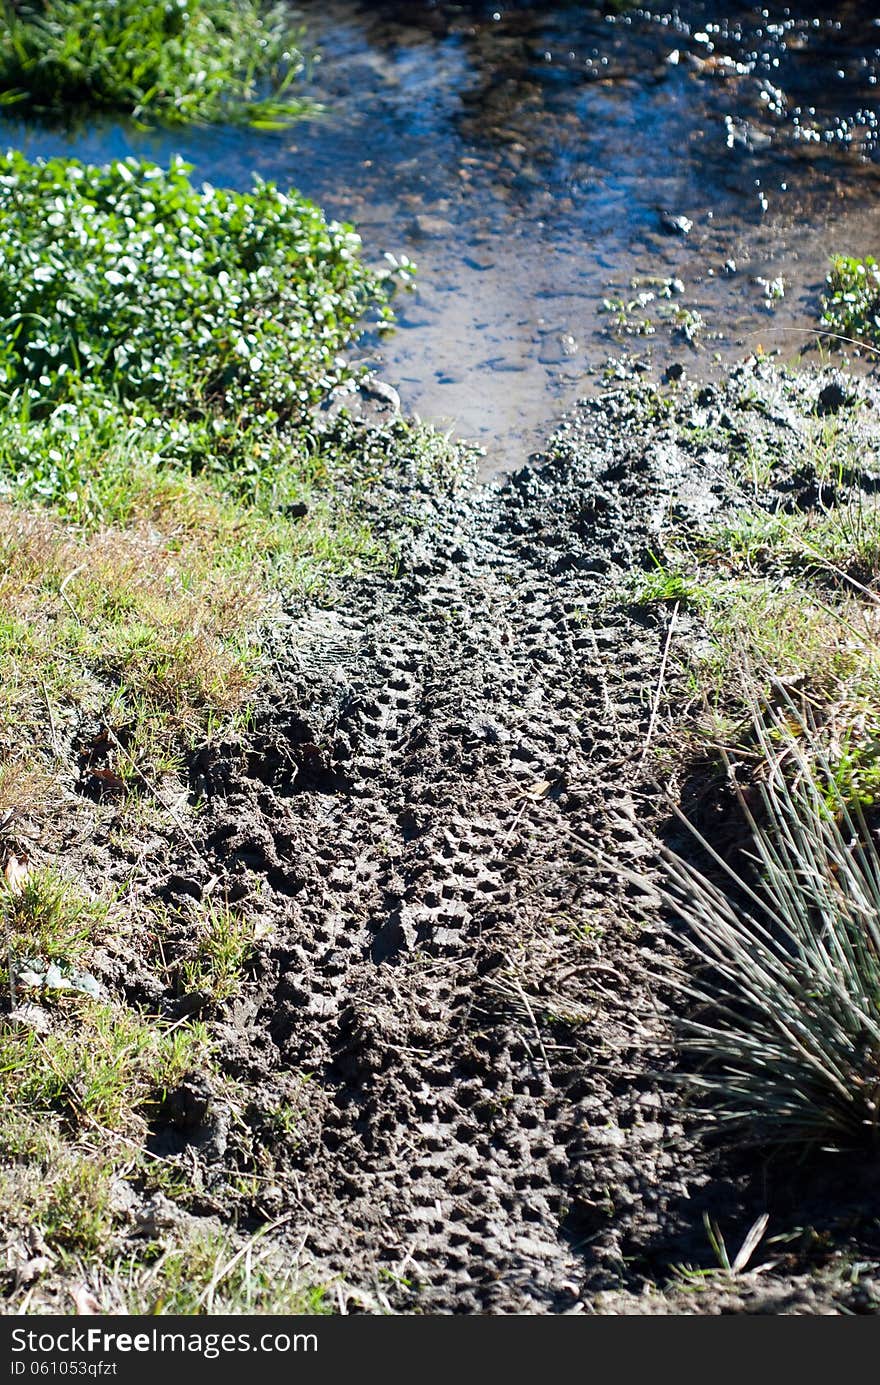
[{"xmin": 156, "ymin": 390, "xmax": 696, "ymax": 1313}]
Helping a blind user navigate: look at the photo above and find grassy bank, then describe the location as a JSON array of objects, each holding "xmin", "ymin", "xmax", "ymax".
[
  {"xmin": 0, "ymin": 150, "xmax": 400, "ymax": 781},
  {"xmin": 629, "ymin": 368, "xmax": 880, "ymax": 1152},
  {"xmin": 0, "ymin": 0, "xmax": 307, "ymax": 125},
  {"xmin": 0, "ymin": 149, "xmax": 446, "ymax": 1311}
]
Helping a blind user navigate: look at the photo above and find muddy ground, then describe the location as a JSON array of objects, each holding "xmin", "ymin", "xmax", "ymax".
[{"xmin": 21, "ymin": 358, "xmax": 880, "ymax": 1314}]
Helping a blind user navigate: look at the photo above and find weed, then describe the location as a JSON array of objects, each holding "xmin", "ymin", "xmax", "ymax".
[
  {"xmin": 1, "ymin": 867, "xmax": 108, "ymax": 996},
  {"xmin": 175, "ymin": 903, "xmax": 255, "ymax": 1003}
]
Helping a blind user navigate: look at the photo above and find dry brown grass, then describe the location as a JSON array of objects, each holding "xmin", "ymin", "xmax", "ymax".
[{"xmin": 0, "ymin": 499, "xmax": 268, "ymax": 771}]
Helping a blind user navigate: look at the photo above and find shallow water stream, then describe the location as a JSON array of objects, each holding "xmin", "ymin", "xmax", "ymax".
[{"xmin": 5, "ymin": 1, "xmax": 879, "ymax": 465}]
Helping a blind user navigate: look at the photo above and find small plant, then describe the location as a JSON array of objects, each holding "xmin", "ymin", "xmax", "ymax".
[
  {"xmin": 630, "ymin": 560, "xmax": 706, "ymax": 609},
  {"xmin": 0, "ymin": 0, "xmax": 308, "ymax": 126},
  {"xmin": 176, "ymin": 902, "xmax": 254, "ymax": 1003},
  {"xmin": 821, "ymin": 255, "xmax": 880, "ymax": 348},
  {"xmin": 826, "ymin": 726, "xmax": 880, "ymax": 810}
]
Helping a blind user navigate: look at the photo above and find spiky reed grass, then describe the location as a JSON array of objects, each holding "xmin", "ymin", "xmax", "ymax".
[{"xmin": 659, "ymin": 697, "xmax": 880, "ymax": 1149}]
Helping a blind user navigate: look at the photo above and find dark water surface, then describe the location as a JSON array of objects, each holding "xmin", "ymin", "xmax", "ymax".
[{"xmin": 5, "ymin": 1, "xmax": 880, "ymax": 465}]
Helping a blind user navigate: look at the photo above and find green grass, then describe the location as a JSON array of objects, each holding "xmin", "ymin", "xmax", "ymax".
[
  {"xmin": 632, "ymin": 494, "xmax": 880, "ymax": 729},
  {"xmin": 821, "ymin": 255, "xmax": 880, "ymax": 348},
  {"xmin": 0, "ymin": 151, "xmax": 412, "ymax": 785},
  {"xmin": 0, "ymin": 1002, "xmax": 209, "ymax": 1131},
  {"xmin": 0, "ymin": 1114, "xmax": 115, "ymax": 1254},
  {"xmin": 1, "ymin": 867, "xmax": 108, "ymax": 990},
  {"xmin": 0, "ymin": 458, "xmax": 386, "ymax": 782},
  {"xmin": 100, "ymin": 1226, "xmax": 335, "ymax": 1314},
  {"xmin": 174, "ymin": 902, "xmax": 255, "ymax": 1004},
  {"xmin": 0, "ymin": 0, "xmax": 308, "ymax": 126}
]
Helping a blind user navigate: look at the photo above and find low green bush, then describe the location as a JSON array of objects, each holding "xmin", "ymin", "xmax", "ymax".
[{"xmin": 0, "ymin": 150, "xmax": 392, "ymax": 421}]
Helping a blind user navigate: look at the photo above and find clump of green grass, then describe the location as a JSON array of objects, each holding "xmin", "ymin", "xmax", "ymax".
[
  {"xmin": 0, "ymin": 1114, "xmax": 115, "ymax": 1255},
  {"xmin": 0, "ymin": 1001, "xmax": 209, "ymax": 1132},
  {"xmin": 175, "ymin": 902, "xmax": 255, "ymax": 1004},
  {"xmin": 0, "ymin": 151, "xmax": 391, "ymax": 420},
  {"xmin": 660, "ymin": 706, "xmax": 880, "ymax": 1148},
  {"xmin": 821, "ymin": 254, "xmax": 880, "ymax": 348},
  {"xmin": 0, "ymin": 0, "xmax": 307, "ymax": 126},
  {"xmin": 1, "ymin": 867, "xmax": 108, "ymax": 984},
  {"xmin": 105, "ymin": 1227, "xmax": 334, "ymax": 1314},
  {"xmin": 0, "ymin": 1005, "xmax": 211, "ymax": 1292}
]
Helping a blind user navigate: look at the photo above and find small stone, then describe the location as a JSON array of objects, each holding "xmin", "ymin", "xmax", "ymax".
[
  {"xmin": 409, "ymin": 214, "xmax": 454, "ymax": 239},
  {"xmin": 659, "ymin": 212, "xmax": 693, "ymax": 236},
  {"xmin": 360, "ymin": 377, "xmax": 401, "ymax": 413}
]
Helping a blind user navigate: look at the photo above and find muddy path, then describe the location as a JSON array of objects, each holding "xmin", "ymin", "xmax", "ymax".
[
  {"xmin": 96, "ymin": 361, "xmax": 877, "ymax": 1315},
  {"xmin": 142, "ymin": 393, "xmax": 668, "ymax": 1313}
]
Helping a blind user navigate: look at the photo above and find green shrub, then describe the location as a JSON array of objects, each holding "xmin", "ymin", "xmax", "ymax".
[
  {"xmin": 0, "ymin": 151, "xmax": 391, "ymax": 421},
  {"xmin": 0, "ymin": 0, "xmax": 306, "ymax": 125},
  {"xmin": 821, "ymin": 254, "xmax": 880, "ymax": 347}
]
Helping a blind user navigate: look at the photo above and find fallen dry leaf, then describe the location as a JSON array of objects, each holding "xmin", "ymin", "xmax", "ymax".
[
  {"xmin": 519, "ymin": 779, "xmax": 553, "ymax": 800},
  {"xmin": 87, "ymin": 767, "xmax": 126, "ymax": 793},
  {"xmin": 3, "ymin": 855, "xmax": 30, "ymax": 896}
]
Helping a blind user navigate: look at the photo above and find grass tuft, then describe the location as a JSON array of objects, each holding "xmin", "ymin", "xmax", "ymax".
[
  {"xmin": 174, "ymin": 902, "xmax": 255, "ymax": 1004},
  {"xmin": 94, "ymin": 1225, "xmax": 335, "ymax": 1314},
  {"xmin": 0, "ymin": 0, "xmax": 308, "ymax": 126},
  {"xmin": 0, "ymin": 1001, "xmax": 209, "ymax": 1132},
  {"xmin": 0, "ymin": 1114, "xmax": 115, "ymax": 1256},
  {"xmin": 1, "ymin": 867, "xmax": 108, "ymax": 985},
  {"xmin": 661, "ymin": 703, "xmax": 880, "ymax": 1148}
]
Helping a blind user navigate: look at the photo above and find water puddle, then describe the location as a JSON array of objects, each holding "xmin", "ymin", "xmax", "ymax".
[{"xmin": 4, "ymin": 1, "xmax": 879, "ymax": 467}]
